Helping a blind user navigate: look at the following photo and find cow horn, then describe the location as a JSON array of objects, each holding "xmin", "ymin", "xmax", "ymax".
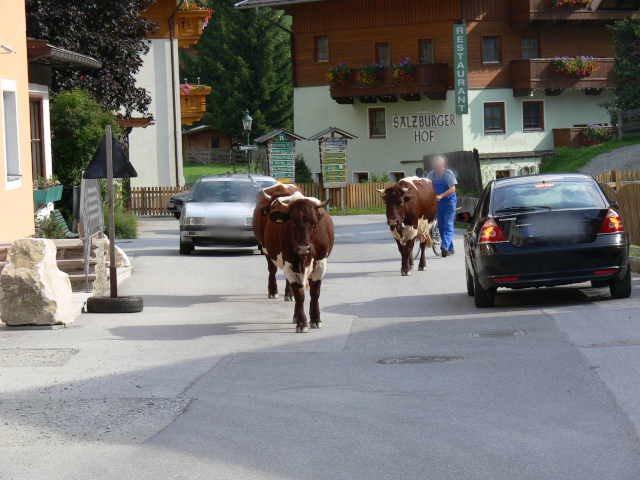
[
  {"xmin": 317, "ymin": 197, "xmax": 331, "ymax": 209},
  {"xmin": 376, "ymin": 188, "xmax": 385, "ymax": 194},
  {"xmin": 402, "ymin": 187, "xmax": 410, "ymax": 193},
  {"xmin": 275, "ymin": 197, "xmax": 290, "ymax": 209},
  {"xmin": 259, "ymin": 189, "xmax": 271, "ymax": 201}
]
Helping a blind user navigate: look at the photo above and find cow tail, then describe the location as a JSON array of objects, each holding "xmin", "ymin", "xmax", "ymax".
[{"xmin": 424, "ymin": 232, "xmax": 433, "ymax": 248}]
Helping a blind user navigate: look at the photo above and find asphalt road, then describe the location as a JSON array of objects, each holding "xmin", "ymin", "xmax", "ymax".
[{"xmin": 1, "ymin": 215, "xmax": 639, "ymax": 479}]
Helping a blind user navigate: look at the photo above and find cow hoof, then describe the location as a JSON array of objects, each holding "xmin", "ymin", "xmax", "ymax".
[
  {"xmin": 284, "ymin": 295, "xmax": 293, "ymax": 302},
  {"xmin": 311, "ymin": 321, "xmax": 322, "ymax": 329},
  {"xmin": 401, "ymin": 270, "xmax": 411, "ymax": 276},
  {"xmin": 268, "ymin": 293, "xmax": 278, "ymax": 299},
  {"xmin": 419, "ymin": 266, "xmax": 426, "ymax": 271},
  {"xmin": 296, "ymin": 326, "xmax": 309, "ymax": 333}
]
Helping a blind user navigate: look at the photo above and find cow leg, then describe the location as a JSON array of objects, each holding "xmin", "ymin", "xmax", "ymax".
[
  {"xmin": 401, "ymin": 242, "xmax": 412, "ymax": 276},
  {"xmin": 267, "ymin": 256, "xmax": 279, "ymax": 299},
  {"xmin": 284, "ymin": 279, "xmax": 294, "ymax": 303},
  {"xmin": 291, "ymin": 282, "xmax": 308, "ymax": 333},
  {"xmin": 309, "ymin": 279, "xmax": 322, "ymax": 329},
  {"xmin": 418, "ymin": 238, "xmax": 427, "ymax": 271}
]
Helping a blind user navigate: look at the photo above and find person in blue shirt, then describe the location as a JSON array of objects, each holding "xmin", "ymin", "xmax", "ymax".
[{"xmin": 426, "ymin": 155, "xmax": 457, "ymax": 257}]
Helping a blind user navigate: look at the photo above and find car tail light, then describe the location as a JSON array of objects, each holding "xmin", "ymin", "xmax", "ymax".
[
  {"xmin": 598, "ymin": 209, "xmax": 625, "ymax": 234},
  {"xmin": 495, "ymin": 277, "xmax": 519, "ymax": 282},
  {"xmin": 479, "ymin": 218, "xmax": 509, "ymax": 244},
  {"xmin": 594, "ymin": 269, "xmax": 618, "ymax": 275}
]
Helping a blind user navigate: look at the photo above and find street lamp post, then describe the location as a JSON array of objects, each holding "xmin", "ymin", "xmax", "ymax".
[{"xmin": 242, "ymin": 109, "xmax": 253, "ymax": 174}]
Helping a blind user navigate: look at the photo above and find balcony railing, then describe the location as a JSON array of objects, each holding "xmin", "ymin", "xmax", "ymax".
[
  {"xmin": 329, "ymin": 63, "xmax": 448, "ymax": 104},
  {"xmin": 176, "ymin": 10, "xmax": 210, "ymax": 48},
  {"xmin": 510, "ymin": 0, "xmax": 632, "ymax": 23},
  {"xmin": 180, "ymin": 85, "xmax": 212, "ymax": 126},
  {"xmin": 511, "ymin": 58, "xmax": 614, "ymax": 96}
]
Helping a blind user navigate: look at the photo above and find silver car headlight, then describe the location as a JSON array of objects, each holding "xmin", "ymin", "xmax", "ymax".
[
  {"xmin": 184, "ymin": 217, "xmax": 205, "ymax": 226},
  {"xmin": 245, "ymin": 217, "xmax": 252, "ymax": 226}
]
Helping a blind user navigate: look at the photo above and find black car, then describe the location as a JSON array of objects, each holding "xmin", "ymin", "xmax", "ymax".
[
  {"xmin": 464, "ymin": 173, "xmax": 631, "ymax": 307},
  {"xmin": 167, "ymin": 191, "xmax": 189, "ymax": 219}
]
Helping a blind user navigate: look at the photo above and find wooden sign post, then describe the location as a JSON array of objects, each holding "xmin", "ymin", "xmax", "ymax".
[{"xmin": 254, "ymin": 129, "xmax": 306, "ymax": 183}]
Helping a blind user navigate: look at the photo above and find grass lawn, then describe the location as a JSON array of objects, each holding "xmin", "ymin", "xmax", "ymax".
[
  {"xmin": 540, "ymin": 132, "xmax": 640, "ymax": 173},
  {"xmin": 183, "ymin": 162, "xmax": 250, "ymax": 183}
]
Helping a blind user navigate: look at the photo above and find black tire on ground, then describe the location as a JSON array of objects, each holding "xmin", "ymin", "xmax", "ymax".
[
  {"xmin": 591, "ymin": 280, "xmax": 609, "ymax": 288},
  {"xmin": 86, "ymin": 296, "xmax": 144, "ymax": 313},
  {"xmin": 179, "ymin": 240, "xmax": 193, "ymax": 255},
  {"xmin": 610, "ymin": 264, "xmax": 632, "ymax": 299},
  {"xmin": 466, "ymin": 265, "xmax": 475, "ymax": 297},
  {"xmin": 473, "ymin": 272, "xmax": 495, "ymax": 308}
]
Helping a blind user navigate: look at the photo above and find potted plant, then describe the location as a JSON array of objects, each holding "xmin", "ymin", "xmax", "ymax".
[
  {"xmin": 33, "ymin": 175, "xmax": 63, "ymax": 203},
  {"xmin": 582, "ymin": 124, "xmax": 614, "ymax": 146},
  {"xmin": 550, "ymin": 0, "xmax": 589, "ymax": 7},
  {"xmin": 553, "ymin": 56, "xmax": 599, "ymax": 76},
  {"xmin": 327, "ymin": 63, "xmax": 353, "ymax": 86},
  {"xmin": 359, "ymin": 62, "xmax": 382, "ymax": 85},
  {"xmin": 392, "ymin": 58, "xmax": 416, "ymax": 83}
]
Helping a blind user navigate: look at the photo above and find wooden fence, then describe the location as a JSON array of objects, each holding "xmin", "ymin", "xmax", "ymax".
[
  {"xmin": 617, "ymin": 108, "xmax": 640, "ymax": 138},
  {"xmin": 130, "ymin": 182, "xmax": 394, "ymax": 216},
  {"xmin": 594, "ymin": 170, "xmax": 640, "ymax": 246},
  {"xmin": 593, "ymin": 169, "xmax": 640, "ymax": 185}
]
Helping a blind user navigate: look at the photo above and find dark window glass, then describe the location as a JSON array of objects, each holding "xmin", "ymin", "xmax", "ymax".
[
  {"xmin": 420, "ymin": 39, "xmax": 434, "ymax": 63},
  {"xmin": 29, "ymin": 97, "xmax": 44, "ymax": 180},
  {"xmin": 376, "ymin": 42, "xmax": 390, "ymax": 66},
  {"xmin": 492, "ymin": 181, "xmax": 607, "ymax": 212},
  {"xmin": 369, "ymin": 108, "xmax": 386, "ymax": 138},
  {"xmin": 211, "ymin": 138, "xmax": 221, "ymax": 149},
  {"xmin": 523, "ymin": 101, "xmax": 544, "ymax": 130},
  {"xmin": 482, "ymin": 36, "xmax": 501, "ymax": 63},
  {"xmin": 484, "ymin": 103, "xmax": 505, "ymax": 133},
  {"xmin": 521, "ymin": 36, "xmax": 539, "ymax": 60},
  {"xmin": 315, "ymin": 36, "xmax": 329, "ymax": 62}
]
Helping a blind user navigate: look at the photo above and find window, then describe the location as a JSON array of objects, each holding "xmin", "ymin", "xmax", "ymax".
[
  {"xmin": 484, "ymin": 102, "xmax": 506, "ymax": 134},
  {"xmin": 389, "ymin": 171, "xmax": 405, "ymax": 182},
  {"xmin": 523, "ymin": 101, "xmax": 544, "ymax": 131},
  {"xmin": 353, "ymin": 172, "xmax": 369, "ymax": 183},
  {"xmin": 315, "ymin": 36, "xmax": 329, "ymax": 62},
  {"xmin": 314, "ymin": 172, "xmax": 322, "ymax": 184},
  {"xmin": 521, "ymin": 36, "xmax": 540, "ymax": 60},
  {"xmin": 211, "ymin": 137, "xmax": 221, "ymax": 149},
  {"xmin": 376, "ymin": 42, "xmax": 390, "ymax": 67},
  {"xmin": 2, "ymin": 79, "xmax": 21, "ymax": 186},
  {"xmin": 420, "ymin": 39, "xmax": 434, "ymax": 63},
  {"xmin": 482, "ymin": 36, "xmax": 501, "ymax": 63},
  {"xmin": 368, "ymin": 107, "xmax": 386, "ymax": 138},
  {"xmin": 30, "ymin": 97, "xmax": 44, "ymax": 180}
]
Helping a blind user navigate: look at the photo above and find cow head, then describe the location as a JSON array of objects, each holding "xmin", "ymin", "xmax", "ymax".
[
  {"xmin": 377, "ymin": 185, "xmax": 413, "ymax": 230},
  {"xmin": 255, "ymin": 183, "xmax": 299, "ymax": 217},
  {"xmin": 270, "ymin": 195, "xmax": 331, "ymax": 256}
]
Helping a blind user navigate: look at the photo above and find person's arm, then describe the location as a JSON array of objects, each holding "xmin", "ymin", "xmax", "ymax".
[
  {"xmin": 435, "ymin": 170, "xmax": 457, "ymax": 201},
  {"xmin": 436, "ymin": 185, "xmax": 456, "ymax": 201}
]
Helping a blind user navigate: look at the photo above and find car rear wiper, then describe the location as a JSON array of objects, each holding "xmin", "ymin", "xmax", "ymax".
[{"xmin": 494, "ymin": 205, "xmax": 552, "ymax": 213}]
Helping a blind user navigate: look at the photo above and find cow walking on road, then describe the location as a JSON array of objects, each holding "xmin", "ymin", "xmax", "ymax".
[
  {"xmin": 263, "ymin": 192, "xmax": 334, "ymax": 333},
  {"xmin": 378, "ymin": 177, "xmax": 437, "ymax": 276},
  {"xmin": 253, "ymin": 183, "xmax": 303, "ymax": 301}
]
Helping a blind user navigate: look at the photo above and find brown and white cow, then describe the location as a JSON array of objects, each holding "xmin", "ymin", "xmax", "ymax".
[
  {"xmin": 253, "ymin": 183, "xmax": 303, "ymax": 301},
  {"xmin": 378, "ymin": 176, "xmax": 437, "ymax": 276},
  {"xmin": 263, "ymin": 192, "xmax": 334, "ymax": 333}
]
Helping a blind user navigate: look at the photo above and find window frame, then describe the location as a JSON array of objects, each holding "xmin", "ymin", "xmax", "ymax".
[
  {"xmin": 481, "ymin": 35, "xmax": 502, "ymax": 64},
  {"xmin": 419, "ymin": 38, "xmax": 435, "ymax": 64},
  {"xmin": 368, "ymin": 107, "xmax": 387, "ymax": 139},
  {"xmin": 483, "ymin": 101, "xmax": 507, "ymax": 135},
  {"xmin": 1, "ymin": 78, "xmax": 22, "ymax": 189},
  {"xmin": 314, "ymin": 35, "xmax": 329, "ymax": 63},
  {"xmin": 521, "ymin": 35, "xmax": 540, "ymax": 60},
  {"xmin": 29, "ymin": 95, "xmax": 45, "ymax": 181},
  {"xmin": 353, "ymin": 171, "xmax": 370, "ymax": 184},
  {"xmin": 389, "ymin": 171, "xmax": 405, "ymax": 182},
  {"xmin": 522, "ymin": 100, "xmax": 545, "ymax": 132},
  {"xmin": 375, "ymin": 42, "xmax": 391, "ymax": 67}
]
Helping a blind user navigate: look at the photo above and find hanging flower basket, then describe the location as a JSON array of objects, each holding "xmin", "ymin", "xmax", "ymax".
[
  {"xmin": 359, "ymin": 62, "xmax": 382, "ymax": 85},
  {"xmin": 553, "ymin": 56, "xmax": 599, "ymax": 76},
  {"xmin": 550, "ymin": 0, "xmax": 589, "ymax": 8},
  {"xmin": 392, "ymin": 58, "xmax": 416, "ymax": 83},
  {"xmin": 327, "ymin": 64, "xmax": 353, "ymax": 86}
]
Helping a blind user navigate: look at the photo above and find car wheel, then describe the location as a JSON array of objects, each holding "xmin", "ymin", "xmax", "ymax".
[
  {"xmin": 179, "ymin": 240, "xmax": 193, "ymax": 255},
  {"xmin": 466, "ymin": 265, "xmax": 475, "ymax": 297},
  {"xmin": 591, "ymin": 280, "xmax": 608, "ymax": 288},
  {"xmin": 610, "ymin": 264, "xmax": 632, "ymax": 299},
  {"xmin": 473, "ymin": 271, "xmax": 495, "ymax": 308},
  {"xmin": 174, "ymin": 212, "xmax": 181, "ymax": 219}
]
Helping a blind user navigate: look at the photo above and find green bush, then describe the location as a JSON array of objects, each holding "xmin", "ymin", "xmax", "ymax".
[
  {"xmin": 104, "ymin": 206, "xmax": 138, "ymax": 239},
  {"xmin": 295, "ymin": 155, "xmax": 314, "ymax": 184},
  {"xmin": 36, "ymin": 213, "xmax": 66, "ymax": 239}
]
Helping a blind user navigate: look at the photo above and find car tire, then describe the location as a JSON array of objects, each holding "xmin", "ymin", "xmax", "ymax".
[
  {"xmin": 473, "ymin": 272, "xmax": 495, "ymax": 308},
  {"xmin": 591, "ymin": 280, "xmax": 608, "ymax": 288},
  {"xmin": 174, "ymin": 212, "xmax": 181, "ymax": 219},
  {"xmin": 86, "ymin": 296, "xmax": 143, "ymax": 313},
  {"xmin": 179, "ymin": 240, "xmax": 193, "ymax": 255},
  {"xmin": 466, "ymin": 265, "xmax": 475, "ymax": 297},
  {"xmin": 610, "ymin": 264, "xmax": 632, "ymax": 299}
]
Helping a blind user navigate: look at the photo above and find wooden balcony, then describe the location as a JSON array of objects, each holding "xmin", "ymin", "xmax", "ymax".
[
  {"xmin": 511, "ymin": 58, "xmax": 614, "ymax": 96},
  {"xmin": 180, "ymin": 85, "xmax": 212, "ymax": 126},
  {"xmin": 176, "ymin": 10, "xmax": 209, "ymax": 48},
  {"xmin": 329, "ymin": 63, "xmax": 449, "ymax": 104},
  {"xmin": 509, "ymin": 0, "xmax": 633, "ymax": 25}
]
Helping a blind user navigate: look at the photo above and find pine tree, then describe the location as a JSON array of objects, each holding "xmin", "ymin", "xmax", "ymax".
[
  {"xmin": 181, "ymin": 1, "xmax": 293, "ymax": 137},
  {"xmin": 605, "ymin": 17, "xmax": 640, "ymax": 121}
]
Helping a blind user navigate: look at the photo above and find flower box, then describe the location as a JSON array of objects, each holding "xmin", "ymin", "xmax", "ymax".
[
  {"xmin": 176, "ymin": 9, "xmax": 211, "ymax": 48},
  {"xmin": 180, "ymin": 85, "xmax": 212, "ymax": 126},
  {"xmin": 33, "ymin": 185, "xmax": 63, "ymax": 203}
]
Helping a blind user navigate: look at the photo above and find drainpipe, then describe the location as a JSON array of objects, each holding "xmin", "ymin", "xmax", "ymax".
[{"xmin": 170, "ymin": 0, "xmax": 185, "ymax": 187}]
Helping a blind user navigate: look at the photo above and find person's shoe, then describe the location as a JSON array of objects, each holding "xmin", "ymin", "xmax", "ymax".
[
  {"xmin": 441, "ymin": 248, "xmax": 448, "ymax": 257},
  {"xmin": 447, "ymin": 250, "xmax": 455, "ymax": 255}
]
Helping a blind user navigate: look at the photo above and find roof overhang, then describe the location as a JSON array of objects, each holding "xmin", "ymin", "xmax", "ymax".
[
  {"xmin": 117, "ymin": 117, "xmax": 155, "ymax": 129},
  {"xmin": 254, "ymin": 128, "xmax": 306, "ymax": 143},
  {"xmin": 27, "ymin": 39, "xmax": 102, "ymax": 70},
  {"xmin": 235, "ymin": 0, "xmax": 326, "ymax": 9},
  {"xmin": 308, "ymin": 126, "xmax": 358, "ymax": 141}
]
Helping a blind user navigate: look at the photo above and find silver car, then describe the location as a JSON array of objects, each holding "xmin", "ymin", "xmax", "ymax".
[{"xmin": 179, "ymin": 174, "xmax": 277, "ymax": 254}]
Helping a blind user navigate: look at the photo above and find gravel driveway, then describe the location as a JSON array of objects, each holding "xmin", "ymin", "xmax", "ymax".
[{"xmin": 579, "ymin": 143, "xmax": 640, "ymax": 175}]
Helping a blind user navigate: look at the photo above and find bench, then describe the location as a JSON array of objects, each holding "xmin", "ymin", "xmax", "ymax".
[{"xmin": 52, "ymin": 209, "xmax": 79, "ymax": 239}]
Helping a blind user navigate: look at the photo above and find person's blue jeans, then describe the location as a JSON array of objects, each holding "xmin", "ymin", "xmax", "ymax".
[{"xmin": 437, "ymin": 197, "xmax": 456, "ymax": 252}]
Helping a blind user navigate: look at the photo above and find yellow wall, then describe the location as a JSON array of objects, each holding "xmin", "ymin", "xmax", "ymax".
[{"xmin": 0, "ymin": 0, "xmax": 35, "ymax": 242}]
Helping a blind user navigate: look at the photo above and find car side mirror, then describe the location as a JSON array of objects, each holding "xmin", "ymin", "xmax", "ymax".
[{"xmin": 611, "ymin": 201, "xmax": 619, "ymax": 210}]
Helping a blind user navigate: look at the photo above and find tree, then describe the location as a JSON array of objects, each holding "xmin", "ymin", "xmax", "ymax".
[
  {"xmin": 606, "ymin": 17, "xmax": 640, "ymax": 121},
  {"xmin": 25, "ymin": 0, "xmax": 156, "ymax": 117},
  {"xmin": 181, "ymin": 1, "xmax": 293, "ymax": 137},
  {"xmin": 50, "ymin": 89, "xmax": 123, "ymax": 212}
]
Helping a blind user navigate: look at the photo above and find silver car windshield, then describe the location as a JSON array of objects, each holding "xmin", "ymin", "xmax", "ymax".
[{"xmin": 188, "ymin": 181, "xmax": 261, "ymax": 203}]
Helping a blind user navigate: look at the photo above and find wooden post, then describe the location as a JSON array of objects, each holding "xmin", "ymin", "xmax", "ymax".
[
  {"xmin": 613, "ymin": 170, "xmax": 622, "ymax": 191},
  {"xmin": 340, "ymin": 187, "xmax": 344, "ymax": 211},
  {"xmin": 617, "ymin": 108, "xmax": 623, "ymax": 139},
  {"xmin": 106, "ymin": 126, "xmax": 118, "ymax": 298}
]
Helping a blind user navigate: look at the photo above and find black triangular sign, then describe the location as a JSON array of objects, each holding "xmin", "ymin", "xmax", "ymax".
[{"xmin": 83, "ymin": 136, "xmax": 138, "ymax": 179}]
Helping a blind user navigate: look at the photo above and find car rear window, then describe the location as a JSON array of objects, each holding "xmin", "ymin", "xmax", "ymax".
[
  {"xmin": 188, "ymin": 181, "xmax": 260, "ymax": 203},
  {"xmin": 492, "ymin": 180, "xmax": 606, "ymax": 212}
]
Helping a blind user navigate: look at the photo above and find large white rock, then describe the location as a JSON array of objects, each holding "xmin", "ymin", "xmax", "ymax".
[{"xmin": 0, "ymin": 238, "xmax": 74, "ymax": 326}]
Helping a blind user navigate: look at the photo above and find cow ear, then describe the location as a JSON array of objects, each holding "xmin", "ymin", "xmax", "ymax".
[
  {"xmin": 268, "ymin": 211, "xmax": 290, "ymax": 224},
  {"xmin": 404, "ymin": 194, "xmax": 414, "ymax": 201}
]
